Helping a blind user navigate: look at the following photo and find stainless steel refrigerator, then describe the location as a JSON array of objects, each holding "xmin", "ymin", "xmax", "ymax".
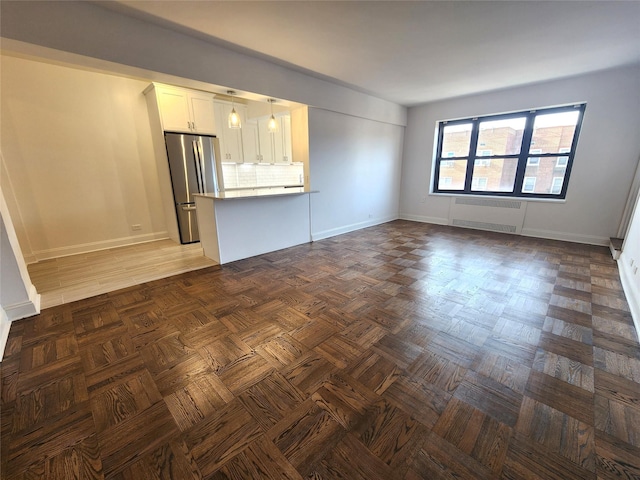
[{"xmin": 164, "ymin": 132, "xmax": 222, "ymax": 244}]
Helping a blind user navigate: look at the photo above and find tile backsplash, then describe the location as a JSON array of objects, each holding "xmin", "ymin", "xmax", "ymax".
[{"xmin": 221, "ymin": 163, "xmax": 304, "ymax": 190}]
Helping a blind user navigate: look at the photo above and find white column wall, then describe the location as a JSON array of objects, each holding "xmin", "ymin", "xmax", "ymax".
[
  {"xmin": 308, "ymin": 108, "xmax": 405, "ymax": 240},
  {"xmin": 619, "ymin": 187, "xmax": 640, "ymax": 339},
  {"xmin": 1, "ymin": 188, "xmax": 40, "ymax": 360}
]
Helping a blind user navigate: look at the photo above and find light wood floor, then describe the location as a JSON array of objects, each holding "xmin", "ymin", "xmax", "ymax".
[
  {"xmin": 27, "ymin": 239, "xmax": 216, "ymax": 309},
  {"xmin": 3, "ymin": 221, "xmax": 639, "ymax": 479}
]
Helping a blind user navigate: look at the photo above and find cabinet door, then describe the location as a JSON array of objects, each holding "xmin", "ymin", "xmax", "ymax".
[
  {"xmin": 189, "ymin": 93, "xmax": 216, "ymax": 135},
  {"xmin": 226, "ymin": 128, "xmax": 244, "ymax": 163},
  {"xmin": 157, "ymin": 88, "xmax": 191, "ymax": 133},
  {"xmin": 280, "ymin": 114, "xmax": 292, "ymax": 163},
  {"xmin": 270, "ymin": 114, "xmax": 291, "ymax": 163},
  {"xmin": 257, "ymin": 119, "xmax": 275, "ymax": 163},
  {"xmin": 243, "ymin": 120, "xmax": 260, "ymax": 164},
  {"xmin": 213, "ymin": 101, "xmax": 245, "ymax": 163}
]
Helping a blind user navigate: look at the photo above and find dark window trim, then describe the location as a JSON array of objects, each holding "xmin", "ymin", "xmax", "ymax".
[{"xmin": 432, "ymin": 104, "xmax": 586, "ymax": 199}]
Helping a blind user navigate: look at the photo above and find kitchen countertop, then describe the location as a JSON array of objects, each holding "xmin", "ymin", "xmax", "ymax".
[{"xmin": 194, "ymin": 187, "xmax": 314, "ymax": 200}]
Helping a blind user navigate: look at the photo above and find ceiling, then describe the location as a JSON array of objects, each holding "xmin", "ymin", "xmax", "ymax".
[{"xmin": 98, "ymin": 1, "xmax": 640, "ymax": 107}]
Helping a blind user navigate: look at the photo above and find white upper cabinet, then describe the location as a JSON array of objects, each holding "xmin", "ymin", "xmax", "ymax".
[
  {"xmin": 213, "ymin": 100, "xmax": 245, "ymax": 163},
  {"xmin": 251, "ymin": 113, "xmax": 293, "ymax": 164},
  {"xmin": 277, "ymin": 114, "xmax": 292, "ymax": 164},
  {"xmin": 188, "ymin": 93, "xmax": 217, "ymax": 134},
  {"xmin": 147, "ymin": 84, "xmax": 216, "ymax": 135},
  {"xmin": 243, "ymin": 120, "xmax": 261, "ymax": 163}
]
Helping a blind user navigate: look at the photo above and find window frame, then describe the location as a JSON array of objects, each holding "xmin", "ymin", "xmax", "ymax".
[{"xmin": 432, "ymin": 104, "xmax": 586, "ymax": 200}]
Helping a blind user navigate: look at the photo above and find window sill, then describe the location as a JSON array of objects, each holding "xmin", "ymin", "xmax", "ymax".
[{"xmin": 429, "ymin": 191, "xmax": 567, "ymax": 204}]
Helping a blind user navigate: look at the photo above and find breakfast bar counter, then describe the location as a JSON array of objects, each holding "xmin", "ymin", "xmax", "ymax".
[{"xmin": 194, "ymin": 188, "xmax": 313, "ymax": 264}]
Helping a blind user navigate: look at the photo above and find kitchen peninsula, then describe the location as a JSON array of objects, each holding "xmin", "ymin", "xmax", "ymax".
[{"xmin": 194, "ymin": 188, "xmax": 313, "ymax": 264}]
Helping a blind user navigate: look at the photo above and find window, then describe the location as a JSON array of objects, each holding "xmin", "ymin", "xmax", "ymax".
[
  {"xmin": 556, "ymin": 147, "xmax": 570, "ymax": 167},
  {"xmin": 432, "ymin": 104, "xmax": 585, "ymax": 199},
  {"xmin": 522, "ymin": 177, "xmax": 536, "ymax": 193},
  {"xmin": 527, "ymin": 149, "xmax": 542, "ymax": 166},
  {"xmin": 471, "ymin": 177, "xmax": 488, "ymax": 191}
]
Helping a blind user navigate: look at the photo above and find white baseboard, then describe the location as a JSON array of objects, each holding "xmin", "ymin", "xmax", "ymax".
[
  {"xmin": 4, "ymin": 284, "xmax": 40, "ymax": 321},
  {"xmin": 0, "ymin": 307, "xmax": 10, "ymax": 362},
  {"xmin": 312, "ymin": 215, "xmax": 398, "ymax": 242},
  {"xmin": 520, "ymin": 228, "xmax": 609, "ymax": 246},
  {"xmin": 618, "ymin": 259, "xmax": 640, "ymax": 342},
  {"xmin": 0, "ymin": 284, "xmax": 40, "ymax": 362},
  {"xmin": 26, "ymin": 231, "xmax": 170, "ymax": 264},
  {"xmin": 398, "ymin": 214, "xmax": 449, "ymax": 225},
  {"xmin": 398, "ymin": 217, "xmax": 610, "ymax": 246}
]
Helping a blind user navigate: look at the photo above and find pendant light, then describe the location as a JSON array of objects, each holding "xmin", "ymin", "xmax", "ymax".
[
  {"xmin": 267, "ymin": 98, "xmax": 278, "ymax": 134},
  {"xmin": 227, "ymin": 90, "xmax": 241, "ymax": 129}
]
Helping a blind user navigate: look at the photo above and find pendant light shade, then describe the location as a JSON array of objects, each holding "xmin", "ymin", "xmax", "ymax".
[
  {"xmin": 227, "ymin": 90, "xmax": 241, "ymax": 129},
  {"xmin": 267, "ymin": 98, "xmax": 278, "ymax": 134}
]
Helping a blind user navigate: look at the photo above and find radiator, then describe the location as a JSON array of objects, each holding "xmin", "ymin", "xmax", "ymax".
[{"xmin": 448, "ymin": 197, "xmax": 527, "ymax": 234}]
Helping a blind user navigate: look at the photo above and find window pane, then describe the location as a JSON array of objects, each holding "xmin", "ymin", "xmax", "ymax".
[
  {"xmin": 477, "ymin": 117, "xmax": 525, "ymax": 156},
  {"xmin": 438, "ymin": 159, "xmax": 467, "ymax": 190},
  {"xmin": 442, "ymin": 123, "xmax": 472, "ymax": 157},
  {"xmin": 471, "ymin": 157, "xmax": 518, "ymax": 192},
  {"xmin": 522, "ymin": 157, "xmax": 567, "ymax": 194},
  {"xmin": 529, "ymin": 111, "xmax": 580, "ymax": 154}
]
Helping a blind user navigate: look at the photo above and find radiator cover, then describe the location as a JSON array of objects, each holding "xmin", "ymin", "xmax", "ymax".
[{"xmin": 449, "ymin": 197, "xmax": 527, "ymax": 234}]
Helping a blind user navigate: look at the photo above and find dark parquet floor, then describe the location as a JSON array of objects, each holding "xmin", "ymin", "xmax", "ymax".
[{"xmin": 2, "ymin": 220, "xmax": 639, "ymax": 479}]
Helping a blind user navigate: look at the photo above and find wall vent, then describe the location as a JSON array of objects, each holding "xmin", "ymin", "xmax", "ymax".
[
  {"xmin": 449, "ymin": 197, "xmax": 527, "ymax": 234},
  {"xmin": 452, "ymin": 219, "xmax": 517, "ymax": 233},
  {"xmin": 454, "ymin": 197, "xmax": 522, "ymax": 210}
]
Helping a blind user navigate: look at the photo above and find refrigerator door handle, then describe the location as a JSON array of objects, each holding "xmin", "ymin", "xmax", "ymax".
[
  {"xmin": 181, "ymin": 205, "xmax": 197, "ymax": 211},
  {"xmin": 197, "ymin": 140, "xmax": 207, "ymax": 194},
  {"xmin": 193, "ymin": 139, "xmax": 208, "ymax": 194}
]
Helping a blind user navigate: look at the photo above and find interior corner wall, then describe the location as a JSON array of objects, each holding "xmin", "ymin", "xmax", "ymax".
[
  {"xmin": 1, "ymin": 188, "xmax": 40, "ymax": 360},
  {"xmin": 618, "ymin": 187, "xmax": 640, "ymax": 339},
  {"xmin": 399, "ymin": 64, "xmax": 640, "ymax": 245},
  {"xmin": 308, "ymin": 108, "xmax": 404, "ymax": 240},
  {"xmin": 1, "ymin": 55, "xmax": 168, "ymax": 261}
]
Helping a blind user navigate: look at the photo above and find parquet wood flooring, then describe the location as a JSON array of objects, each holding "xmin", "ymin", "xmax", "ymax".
[{"xmin": 3, "ymin": 220, "xmax": 640, "ymax": 479}]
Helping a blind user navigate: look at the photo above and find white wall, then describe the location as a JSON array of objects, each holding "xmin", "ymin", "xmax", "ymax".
[
  {"xmin": 1, "ymin": 55, "xmax": 167, "ymax": 261},
  {"xmin": 400, "ymin": 64, "xmax": 640, "ymax": 245},
  {"xmin": 619, "ymin": 187, "xmax": 640, "ymax": 338},
  {"xmin": 309, "ymin": 108, "xmax": 404, "ymax": 240}
]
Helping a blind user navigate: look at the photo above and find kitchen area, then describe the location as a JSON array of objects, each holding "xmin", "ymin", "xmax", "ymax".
[
  {"xmin": 2, "ymin": 54, "xmax": 314, "ymax": 309},
  {"xmin": 144, "ymin": 82, "xmax": 314, "ymax": 264}
]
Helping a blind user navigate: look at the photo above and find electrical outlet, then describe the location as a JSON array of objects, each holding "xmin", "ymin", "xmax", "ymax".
[{"xmin": 131, "ymin": 224, "xmax": 142, "ymax": 231}]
